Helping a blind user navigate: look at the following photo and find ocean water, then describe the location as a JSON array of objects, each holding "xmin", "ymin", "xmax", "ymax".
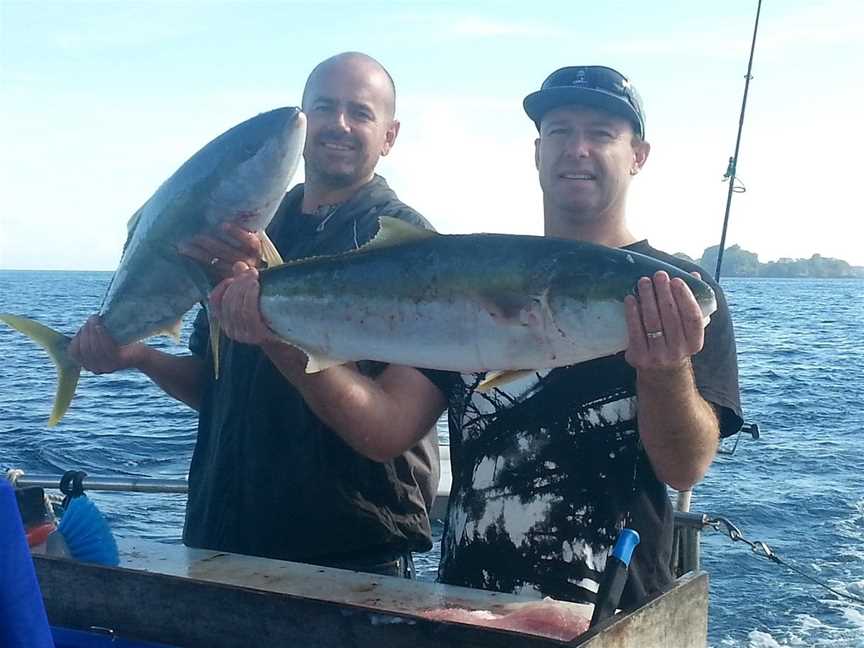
[{"xmin": 1, "ymin": 270, "xmax": 862, "ymax": 647}]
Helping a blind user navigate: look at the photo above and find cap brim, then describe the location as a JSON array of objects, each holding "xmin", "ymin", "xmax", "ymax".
[{"xmin": 523, "ymin": 87, "xmax": 643, "ymax": 136}]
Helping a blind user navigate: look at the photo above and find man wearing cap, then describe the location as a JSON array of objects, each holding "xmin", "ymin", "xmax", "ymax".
[{"xmin": 420, "ymin": 66, "xmax": 743, "ymax": 609}]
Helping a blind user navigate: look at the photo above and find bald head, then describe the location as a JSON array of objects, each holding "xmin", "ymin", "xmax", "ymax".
[{"xmin": 302, "ymin": 52, "xmax": 396, "ymax": 119}]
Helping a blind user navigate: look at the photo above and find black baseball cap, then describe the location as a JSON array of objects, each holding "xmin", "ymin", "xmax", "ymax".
[{"xmin": 523, "ymin": 65, "xmax": 646, "ymax": 138}]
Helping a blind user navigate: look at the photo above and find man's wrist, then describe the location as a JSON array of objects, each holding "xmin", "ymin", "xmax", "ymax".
[
  {"xmin": 126, "ymin": 342, "xmax": 151, "ymax": 371},
  {"xmin": 636, "ymin": 358, "xmax": 695, "ymax": 392}
]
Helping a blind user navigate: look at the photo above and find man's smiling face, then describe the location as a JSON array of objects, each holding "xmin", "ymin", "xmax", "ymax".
[
  {"xmin": 302, "ymin": 57, "xmax": 398, "ymax": 189},
  {"xmin": 535, "ymin": 105, "xmax": 648, "ymax": 224}
]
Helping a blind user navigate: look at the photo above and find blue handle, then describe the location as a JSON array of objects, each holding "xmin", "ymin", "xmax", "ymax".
[{"xmin": 611, "ymin": 528, "xmax": 640, "ymax": 565}]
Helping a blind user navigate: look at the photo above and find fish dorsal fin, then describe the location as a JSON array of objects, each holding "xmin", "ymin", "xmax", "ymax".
[
  {"xmin": 268, "ymin": 217, "xmax": 436, "ymax": 271},
  {"xmin": 126, "ymin": 205, "xmax": 145, "ymax": 235},
  {"xmin": 477, "ymin": 370, "xmax": 535, "ymax": 393},
  {"xmin": 360, "ymin": 216, "xmax": 437, "ymax": 251},
  {"xmin": 119, "ymin": 202, "xmax": 149, "ymax": 258},
  {"xmin": 259, "ymin": 231, "xmax": 284, "ymax": 268}
]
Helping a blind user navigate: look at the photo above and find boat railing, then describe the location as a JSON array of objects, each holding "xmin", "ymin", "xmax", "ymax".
[
  {"xmin": 11, "ymin": 473, "xmax": 189, "ymax": 494},
  {"xmin": 10, "ymin": 469, "xmax": 708, "ymax": 577}
]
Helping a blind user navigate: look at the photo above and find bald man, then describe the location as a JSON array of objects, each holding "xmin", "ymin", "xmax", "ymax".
[{"xmin": 70, "ymin": 53, "xmax": 445, "ymax": 577}]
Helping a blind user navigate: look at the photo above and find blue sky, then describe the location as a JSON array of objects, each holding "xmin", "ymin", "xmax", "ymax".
[{"xmin": 2, "ymin": 0, "xmax": 862, "ymax": 270}]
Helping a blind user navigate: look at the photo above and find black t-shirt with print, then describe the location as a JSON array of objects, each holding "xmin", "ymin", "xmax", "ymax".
[{"xmin": 423, "ymin": 240, "xmax": 742, "ymax": 610}]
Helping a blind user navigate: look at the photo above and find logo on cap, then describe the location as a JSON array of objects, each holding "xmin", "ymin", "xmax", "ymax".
[{"xmin": 571, "ymin": 69, "xmax": 587, "ymax": 85}]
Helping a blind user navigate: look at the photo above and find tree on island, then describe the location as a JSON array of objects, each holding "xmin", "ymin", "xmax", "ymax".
[{"xmin": 673, "ymin": 245, "xmax": 864, "ymax": 278}]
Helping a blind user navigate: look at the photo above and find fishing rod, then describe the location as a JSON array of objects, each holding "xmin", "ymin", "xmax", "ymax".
[{"xmin": 714, "ymin": 0, "xmax": 763, "ymax": 282}]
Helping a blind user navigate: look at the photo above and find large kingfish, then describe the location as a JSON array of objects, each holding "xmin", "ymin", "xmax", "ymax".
[
  {"xmin": 258, "ymin": 217, "xmax": 717, "ymax": 381},
  {"xmin": 1, "ymin": 107, "xmax": 306, "ymax": 425}
]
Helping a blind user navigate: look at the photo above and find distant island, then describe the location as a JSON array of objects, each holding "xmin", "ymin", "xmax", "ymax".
[{"xmin": 674, "ymin": 245, "xmax": 864, "ymax": 278}]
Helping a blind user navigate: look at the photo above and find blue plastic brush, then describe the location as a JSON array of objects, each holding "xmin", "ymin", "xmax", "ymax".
[{"xmin": 57, "ymin": 495, "xmax": 120, "ymax": 566}]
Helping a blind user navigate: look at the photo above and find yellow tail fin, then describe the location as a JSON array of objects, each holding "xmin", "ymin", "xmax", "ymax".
[{"xmin": 0, "ymin": 314, "xmax": 81, "ymax": 426}]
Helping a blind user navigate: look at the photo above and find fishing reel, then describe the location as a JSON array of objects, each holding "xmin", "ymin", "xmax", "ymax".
[{"xmin": 717, "ymin": 421, "xmax": 760, "ymax": 456}]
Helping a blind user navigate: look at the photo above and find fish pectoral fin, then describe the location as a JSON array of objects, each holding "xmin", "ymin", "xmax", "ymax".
[
  {"xmin": 0, "ymin": 313, "xmax": 81, "ymax": 427},
  {"xmin": 360, "ymin": 216, "xmax": 437, "ymax": 251},
  {"xmin": 206, "ymin": 308, "xmax": 222, "ymax": 380},
  {"xmin": 259, "ymin": 231, "xmax": 284, "ymax": 268},
  {"xmin": 477, "ymin": 369, "xmax": 535, "ymax": 392}
]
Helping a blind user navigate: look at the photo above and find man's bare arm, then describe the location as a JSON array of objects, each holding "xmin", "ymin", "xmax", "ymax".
[
  {"xmin": 624, "ymin": 271, "xmax": 720, "ymax": 490},
  {"xmin": 634, "ymin": 363, "xmax": 719, "ymax": 490},
  {"xmin": 133, "ymin": 347, "xmax": 206, "ymax": 411},
  {"xmin": 211, "ymin": 265, "xmax": 447, "ymax": 461},
  {"xmin": 265, "ymin": 344, "xmax": 446, "ymax": 461},
  {"xmin": 69, "ymin": 316, "xmax": 206, "ymax": 411}
]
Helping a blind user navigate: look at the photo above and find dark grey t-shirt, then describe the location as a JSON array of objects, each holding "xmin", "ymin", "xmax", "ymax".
[
  {"xmin": 184, "ymin": 175, "xmax": 440, "ymax": 563},
  {"xmin": 424, "ymin": 240, "xmax": 742, "ymax": 609}
]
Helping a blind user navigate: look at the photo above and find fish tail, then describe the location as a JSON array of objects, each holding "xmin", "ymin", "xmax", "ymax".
[{"xmin": 0, "ymin": 314, "xmax": 81, "ymax": 426}]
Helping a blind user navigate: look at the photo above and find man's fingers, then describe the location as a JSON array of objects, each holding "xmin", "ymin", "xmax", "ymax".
[
  {"xmin": 232, "ymin": 261, "xmax": 255, "ymax": 276},
  {"xmin": 624, "ymin": 294, "xmax": 648, "ymax": 358},
  {"xmin": 653, "ymin": 273, "xmax": 686, "ymax": 351},
  {"xmin": 236, "ymin": 270, "xmax": 261, "ymax": 336},
  {"xmin": 68, "ymin": 317, "xmax": 92, "ymax": 361},
  {"xmin": 78, "ymin": 320, "xmax": 96, "ymax": 365},
  {"xmin": 180, "ymin": 236, "xmax": 242, "ymax": 263},
  {"xmin": 90, "ymin": 320, "xmax": 111, "ymax": 361},
  {"xmin": 179, "ymin": 230, "xmax": 262, "ymax": 275},
  {"xmin": 209, "ymin": 265, "xmax": 267, "ymax": 344},
  {"xmin": 222, "ymin": 288, "xmax": 240, "ymax": 339},
  {"xmin": 242, "ymin": 274, "xmax": 264, "ymax": 338},
  {"xmin": 636, "ymin": 276, "xmax": 664, "ymax": 344},
  {"xmin": 672, "ymin": 278, "xmax": 706, "ymax": 352},
  {"xmin": 209, "ymin": 277, "xmax": 232, "ymax": 314},
  {"xmin": 79, "ymin": 318, "xmax": 106, "ymax": 372},
  {"xmin": 221, "ymin": 223, "xmax": 263, "ymax": 256}
]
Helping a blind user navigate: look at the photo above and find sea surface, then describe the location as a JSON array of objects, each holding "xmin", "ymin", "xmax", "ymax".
[{"xmin": 1, "ymin": 270, "xmax": 862, "ymax": 647}]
